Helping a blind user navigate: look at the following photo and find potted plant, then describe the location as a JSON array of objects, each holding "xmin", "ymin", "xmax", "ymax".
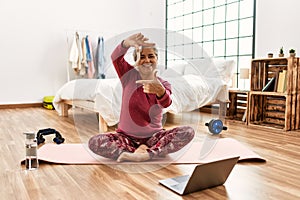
[
  {"xmin": 279, "ymin": 47, "xmax": 284, "ymax": 57},
  {"xmin": 268, "ymin": 52, "xmax": 273, "ymax": 58},
  {"xmin": 289, "ymin": 49, "xmax": 296, "ymax": 57}
]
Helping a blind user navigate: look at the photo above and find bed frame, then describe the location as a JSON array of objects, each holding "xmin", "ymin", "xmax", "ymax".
[
  {"xmin": 59, "ymin": 100, "xmax": 108, "ymax": 133},
  {"xmin": 59, "ymin": 99, "xmax": 227, "ymax": 133}
]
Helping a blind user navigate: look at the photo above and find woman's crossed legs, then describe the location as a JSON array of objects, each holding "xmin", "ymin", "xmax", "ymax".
[{"xmin": 88, "ymin": 125, "xmax": 195, "ymax": 162}]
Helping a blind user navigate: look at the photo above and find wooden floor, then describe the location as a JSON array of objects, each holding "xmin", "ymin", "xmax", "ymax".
[{"xmin": 0, "ymin": 107, "xmax": 300, "ymax": 200}]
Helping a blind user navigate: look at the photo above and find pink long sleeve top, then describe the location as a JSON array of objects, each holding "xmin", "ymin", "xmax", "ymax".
[{"xmin": 111, "ymin": 44, "xmax": 172, "ymax": 138}]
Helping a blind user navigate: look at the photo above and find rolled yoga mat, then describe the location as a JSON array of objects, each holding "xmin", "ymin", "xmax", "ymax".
[{"xmin": 21, "ymin": 137, "xmax": 266, "ymax": 165}]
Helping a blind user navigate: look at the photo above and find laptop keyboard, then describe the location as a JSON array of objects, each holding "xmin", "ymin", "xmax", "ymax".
[{"xmin": 172, "ymin": 175, "xmax": 190, "ymax": 183}]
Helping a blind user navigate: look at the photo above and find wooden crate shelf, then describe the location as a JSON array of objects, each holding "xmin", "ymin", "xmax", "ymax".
[
  {"xmin": 248, "ymin": 57, "xmax": 300, "ymax": 131},
  {"xmin": 226, "ymin": 90, "xmax": 249, "ymax": 123},
  {"xmin": 248, "ymin": 93, "xmax": 286, "ymax": 129}
]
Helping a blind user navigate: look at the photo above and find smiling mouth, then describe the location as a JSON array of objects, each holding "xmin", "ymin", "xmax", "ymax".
[{"xmin": 142, "ymin": 64, "xmax": 152, "ymax": 68}]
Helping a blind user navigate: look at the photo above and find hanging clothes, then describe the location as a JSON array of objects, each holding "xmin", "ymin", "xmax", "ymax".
[
  {"xmin": 85, "ymin": 35, "xmax": 95, "ymax": 79},
  {"xmin": 69, "ymin": 32, "xmax": 80, "ymax": 73},
  {"xmin": 95, "ymin": 36, "xmax": 105, "ymax": 79},
  {"xmin": 76, "ymin": 33, "xmax": 83, "ymax": 74},
  {"xmin": 80, "ymin": 36, "xmax": 87, "ymax": 76}
]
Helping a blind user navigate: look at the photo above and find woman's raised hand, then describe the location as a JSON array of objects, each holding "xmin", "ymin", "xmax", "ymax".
[{"xmin": 122, "ymin": 33, "xmax": 155, "ymax": 49}]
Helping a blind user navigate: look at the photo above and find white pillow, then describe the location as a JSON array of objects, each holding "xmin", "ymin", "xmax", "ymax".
[
  {"xmin": 183, "ymin": 58, "xmax": 235, "ymax": 84},
  {"xmin": 161, "ymin": 63, "xmax": 187, "ymax": 77},
  {"xmin": 183, "ymin": 59, "xmax": 209, "ymax": 75},
  {"xmin": 211, "ymin": 59, "xmax": 235, "ymax": 83},
  {"xmin": 184, "ymin": 65, "xmax": 200, "ymax": 75}
]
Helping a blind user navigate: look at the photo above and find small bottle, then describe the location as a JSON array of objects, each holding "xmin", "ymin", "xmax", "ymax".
[{"xmin": 24, "ymin": 132, "xmax": 39, "ymax": 170}]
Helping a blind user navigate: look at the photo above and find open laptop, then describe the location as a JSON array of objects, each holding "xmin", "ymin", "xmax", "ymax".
[{"xmin": 159, "ymin": 156, "xmax": 239, "ymax": 195}]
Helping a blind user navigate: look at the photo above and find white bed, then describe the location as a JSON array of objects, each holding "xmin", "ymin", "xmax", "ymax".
[{"xmin": 53, "ymin": 58, "xmax": 235, "ymax": 132}]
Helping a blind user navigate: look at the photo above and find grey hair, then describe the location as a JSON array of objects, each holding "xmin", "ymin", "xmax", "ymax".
[{"xmin": 133, "ymin": 46, "xmax": 158, "ymax": 61}]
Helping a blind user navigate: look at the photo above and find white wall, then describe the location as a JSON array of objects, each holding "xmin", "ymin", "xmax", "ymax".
[
  {"xmin": 0, "ymin": 0, "xmax": 165, "ymax": 104},
  {"xmin": 255, "ymin": 0, "xmax": 300, "ymax": 57},
  {"xmin": 2, "ymin": 0, "xmax": 299, "ymax": 104}
]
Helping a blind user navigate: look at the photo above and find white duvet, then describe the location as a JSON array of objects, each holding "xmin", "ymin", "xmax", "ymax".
[
  {"xmin": 54, "ymin": 59, "xmax": 234, "ymax": 126},
  {"xmin": 53, "ymin": 74, "xmax": 228, "ymax": 126}
]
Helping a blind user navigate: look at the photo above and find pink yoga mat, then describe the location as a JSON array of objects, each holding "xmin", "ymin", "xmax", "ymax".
[{"xmin": 22, "ymin": 137, "xmax": 265, "ymax": 165}]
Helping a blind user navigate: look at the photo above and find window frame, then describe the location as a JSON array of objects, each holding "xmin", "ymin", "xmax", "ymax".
[{"xmin": 165, "ymin": 0, "xmax": 256, "ymax": 88}]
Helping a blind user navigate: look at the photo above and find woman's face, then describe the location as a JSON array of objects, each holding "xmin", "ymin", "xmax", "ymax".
[{"xmin": 137, "ymin": 48, "xmax": 157, "ymax": 77}]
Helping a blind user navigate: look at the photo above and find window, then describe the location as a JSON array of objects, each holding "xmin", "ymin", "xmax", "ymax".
[{"xmin": 166, "ymin": 0, "xmax": 255, "ymax": 88}]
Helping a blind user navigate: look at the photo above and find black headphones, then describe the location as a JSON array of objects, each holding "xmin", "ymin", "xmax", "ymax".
[{"xmin": 36, "ymin": 128, "xmax": 65, "ymax": 145}]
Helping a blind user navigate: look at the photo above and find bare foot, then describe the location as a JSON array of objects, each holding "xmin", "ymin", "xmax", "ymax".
[
  {"xmin": 135, "ymin": 144, "xmax": 148, "ymax": 153},
  {"xmin": 117, "ymin": 152, "xmax": 150, "ymax": 162}
]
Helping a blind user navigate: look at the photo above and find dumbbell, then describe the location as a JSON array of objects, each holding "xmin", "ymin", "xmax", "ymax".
[
  {"xmin": 36, "ymin": 128, "xmax": 65, "ymax": 145},
  {"xmin": 205, "ymin": 119, "xmax": 227, "ymax": 134}
]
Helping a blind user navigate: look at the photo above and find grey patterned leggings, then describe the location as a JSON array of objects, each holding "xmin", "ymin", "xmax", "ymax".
[{"xmin": 88, "ymin": 125, "xmax": 195, "ymax": 160}]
